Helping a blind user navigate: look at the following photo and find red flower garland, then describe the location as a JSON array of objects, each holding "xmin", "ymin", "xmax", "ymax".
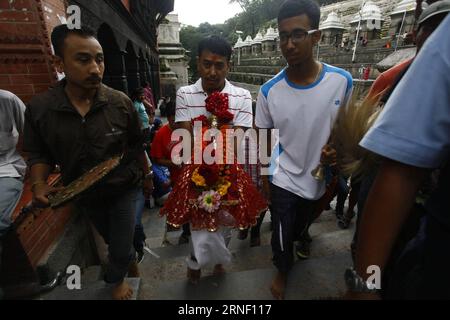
[{"xmin": 205, "ymin": 92, "xmax": 234, "ymax": 123}]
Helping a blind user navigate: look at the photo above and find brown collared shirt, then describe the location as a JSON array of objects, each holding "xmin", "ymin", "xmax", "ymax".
[{"xmin": 23, "ymin": 81, "xmax": 144, "ymax": 192}]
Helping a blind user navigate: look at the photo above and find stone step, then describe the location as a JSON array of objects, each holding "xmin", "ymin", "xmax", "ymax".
[
  {"xmin": 138, "ymin": 224, "xmax": 354, "ymax": 300},
  {"xmin": 34, "ymin": 211, "xmax": 99, "ymax": 286},
  {"xmin": 148, "ymin": 252, "xmax": 351, "ymax": 300},
  {"xmin": 236, "ymin": 57, "xmax": 285, "ymax": 67},
  {"xmin": 138, "ymin": 199, "xmax": 356, "ymax": 300},
  {"xmin": 81, "ymin": 265, "xmax": 103, "ymax": 285},
  {"xmin": 140, "ymin": 222, "xmax": 353, "ymax": 279},
  {"xmin": 37, "ymin": 277, "xmax": 141, "ymax": 300},
  {"xmin": 143, "ymin": 207, "xmax": 353, "ymax": 259},
  {"xmin": 232, "ymin": 65, "xmax": 282, "ymax": 75},
  {"xmin": 230, "ymin": 81, "xmax": 261, "ymax": 99},
  {"xmin": 142, "ymin": 208, "xmax": 351, "ymax": 259},
  {"xmin": 229, "ymin": 72, "xmax": 275, "ymax": 86}
]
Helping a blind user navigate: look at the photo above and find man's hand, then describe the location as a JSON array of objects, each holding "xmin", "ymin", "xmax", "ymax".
[
  {"xmin": 320, "ymin": 144, "xmax": 337, "ymax": 166},
  {"xmin": 143, "ymin": 177, "xmax": 154, "ymax": 199},
  {"xmin": 32, "ymin": 182, "xmax": 60, "ymax": 208}
]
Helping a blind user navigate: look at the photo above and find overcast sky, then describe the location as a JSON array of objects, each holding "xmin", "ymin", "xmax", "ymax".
[{"xmin": 173, "ymin": 0, "xmax": 243, "ymax": 27}]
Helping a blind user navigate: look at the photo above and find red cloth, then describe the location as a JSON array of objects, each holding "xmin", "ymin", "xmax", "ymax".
[
  {"xmin": 150, "ymin": 124, "xmax": 181, "ymax": 183},
  {"xmin": 366, "ymin": 58, "xmax": 413, "ymax": 103},
  {"xmin": 160, "ymin": 123, "xmax": 267, "ymax": 232},
  {"xmin": 160, "ymin": 163, "xmax": 267, "ymax": 232}
]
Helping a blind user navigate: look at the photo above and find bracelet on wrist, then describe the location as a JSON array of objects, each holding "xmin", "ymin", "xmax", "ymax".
[{"xmin": 31, "ymin": 180, "xmax": 47, "ymax": 192}]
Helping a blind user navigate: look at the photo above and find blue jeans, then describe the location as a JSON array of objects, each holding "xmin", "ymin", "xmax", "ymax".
[
  {"xmin": 270, "ymin": 183, "xmax": 315, "ymax": 273},
  {"xmin": 133, "ymin": 189, "xmax": 146, "ymax": 253},
  {"xmin": 336, "ymin": 176, "xmax": 350, "ymax": 215},
  {"xmin": 0, "ymin": 177, "xmax": 23, "ymax": 300},
  {"xmin": 0, "ymin": 177, "xmax": 23, "ymax": 237},
  {"xmin": 77, "ymin": 187, "xmax": 138, "ymax": 284}
]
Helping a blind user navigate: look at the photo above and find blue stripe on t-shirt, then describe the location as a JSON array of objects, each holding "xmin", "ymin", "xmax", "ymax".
[
  {"xmin": 324, "ymin": 64, "xmax": 353, "ymax": 96},
  {"xmin": 268, "ymin": 143, "xmax": 284, "ymax": 182},
  {"xmin": 261, "ymin": 70, "xmax": 286, "ymax": 99}
]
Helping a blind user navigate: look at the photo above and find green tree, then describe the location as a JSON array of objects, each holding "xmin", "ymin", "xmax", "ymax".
[
  {"xmin": 180, "ymin": 23, "xmax": 226, "ymax": 80},
  {"xmin": 181, "ymin": 0, "xmax": 342, "ymax": 79},
  {"xmin": 180, "ymin": 25, "xmax": 201, "ymax": 80}
]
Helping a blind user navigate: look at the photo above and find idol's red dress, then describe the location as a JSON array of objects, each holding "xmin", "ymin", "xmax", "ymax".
[{"xmin": 160, "ymin": 92, "xmax": 267, "ymax": 232}]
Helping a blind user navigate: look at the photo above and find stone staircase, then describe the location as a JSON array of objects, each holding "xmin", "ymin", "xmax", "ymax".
[
  {"xmin": 36, "ymin": 201, "xmax": 355, "ymax": 300},
  {"xmin": 36, "ymin": 264, "xmax": 141, "ymax": 300},
  {"xmin": 137, "ymin": 204, "xmax": 354, "ymax": 300}
]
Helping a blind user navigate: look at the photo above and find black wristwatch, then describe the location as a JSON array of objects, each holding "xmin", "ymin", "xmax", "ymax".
[{"xmin": 345, "ymin": 268, "xmax": 379, "ymax": 293}]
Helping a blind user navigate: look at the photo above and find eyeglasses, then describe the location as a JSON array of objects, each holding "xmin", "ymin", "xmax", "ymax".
[{"xmin": 279, "ymin": 29, "xmax": 318, "ymax": 44}]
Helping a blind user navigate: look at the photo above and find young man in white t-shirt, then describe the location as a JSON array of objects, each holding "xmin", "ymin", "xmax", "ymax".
[
  {"xmin": 256, "ymin": 0, "xmax": 353, "ymax": 299},
  {"xmin": 175, "ymin": 36, "xmax": 253, "ymax": 284}
]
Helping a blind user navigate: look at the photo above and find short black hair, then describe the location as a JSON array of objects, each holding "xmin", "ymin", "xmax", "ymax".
[
  {"xmin": 278, "ymin": 0, "xmax": 321, "ymax": 29},
  {"xmin": 51, "ymin": 24, "xmax": 97, "ymax": 58},
  {"xmin": 166, "ymin": 101, "xmax": 176, "ymax": 117},
  {"xmin": 131, "ymin": 87, "xmax": 145, "ymax": 101},
  {"xmin": 198, "ymin": 36, "xmax": 232, "ymax": 61}
]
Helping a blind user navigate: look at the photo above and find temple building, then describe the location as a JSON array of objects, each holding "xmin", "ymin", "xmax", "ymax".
[
  {"xmin": 230, "ymin": 0, "xmax": 419, "ymax": 98},
  {"xmin": 320, "ymin": 11, "xmax": 346, "ymax": 46},
  {"xmin": 158, "ymin": 13, "xmax": 189, "ymax": 99}
]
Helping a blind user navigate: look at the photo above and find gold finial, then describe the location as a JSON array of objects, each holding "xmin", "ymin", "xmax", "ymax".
[{"xmin": 210, "ymin": 115, "xmax": 219, "ymax": 129}]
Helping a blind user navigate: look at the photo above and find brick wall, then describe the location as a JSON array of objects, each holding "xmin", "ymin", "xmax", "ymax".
[
  {"xmin": 40, "ymin": 0, "xmax": 68, "ymax": 35},
  {"xmin": 0, "ymin": 0, "xmax": 66, "ymax": 103},
  {"xmin": 1, "ymin": 174, "xmax": 75, "ymax": 287},
  {"xmin": 13, "ymin": 177, "xmax": 73, "ymax": 268}
]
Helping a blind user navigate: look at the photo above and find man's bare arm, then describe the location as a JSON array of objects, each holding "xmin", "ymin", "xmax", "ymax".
[
  {"xmin": 137, "ymin": 151, "xmax": 151, "ymax": 176},
  {"xmin": 143, "ymin": 99, "xmax": 154, "ymax": 112},
  {"xmin": 176, "ymin": 121, "xmax": 192, "ymax": 132},
  {"xmin": 137, "ymin": 151, "xmax": 154, "ymax": 198},
  {"xmin": 355, "ymin": 159, "xmax": 428, "ymax": 280},
  {"xmin": 30, "ymin": 163, "xmax": 53, "ymax": 206}
]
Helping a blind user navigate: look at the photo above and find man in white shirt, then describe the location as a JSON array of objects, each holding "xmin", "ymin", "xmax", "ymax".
[
  {"xmin": 256, "ymin": 0, "xmax": 353, "ymax": 299},
  {"xmin": 175, "ymin": 36, "xmax": 253, "ymax": 283},
  {"xmin": 0, "ymin": 90, "xmax": 26, "ymax": 299}
]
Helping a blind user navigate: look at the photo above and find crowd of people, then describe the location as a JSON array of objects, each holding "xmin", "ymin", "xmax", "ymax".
[{"xmin": 1, "ymin": 0, "xmax": 449, "ymax": 300}]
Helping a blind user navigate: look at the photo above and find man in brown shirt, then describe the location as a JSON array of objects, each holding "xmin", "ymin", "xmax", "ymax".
[{"xmin": 23, "ymin": 25, "xmax": 152, "ymax": 300}]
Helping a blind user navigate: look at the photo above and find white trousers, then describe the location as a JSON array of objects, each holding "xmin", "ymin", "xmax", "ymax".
[{"xmin": 186, "ymin": 226, "xmax": 232, "ymax": 270}]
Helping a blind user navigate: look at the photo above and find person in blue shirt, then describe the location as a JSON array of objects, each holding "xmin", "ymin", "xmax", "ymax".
[
  {"xmin": 152, "ymin": 163, "xmax": 172, "ymax": 246},
  {"xmin": 0, "ymin": 90, "xmax": 26, "ymax": 300},
  {"xmin": 152, "ymin": 164, "xmax": 171, "ymax": 206},
  {"xmin": 347, "ymin": 13, "xmax": 450, "ymax": 299},
  {"xmin": 131, "ymin": 88, "xmax": 153, "ymax": 263},
  {"xmin": 131, "ymin": 88, "xmax": 151, "ymax": 144}
]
